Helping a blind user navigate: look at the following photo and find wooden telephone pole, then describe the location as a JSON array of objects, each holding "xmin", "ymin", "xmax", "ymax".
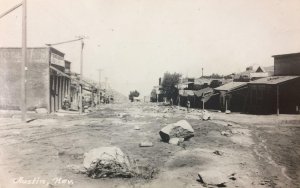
[{"xmin": 21, "ymin": 0, "xmax": 27, "ymax": 121}]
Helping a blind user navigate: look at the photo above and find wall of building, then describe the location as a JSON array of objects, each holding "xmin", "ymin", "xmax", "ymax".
[
  {"xmin": 246, "ymin": 78, "xmax": 300, "ymax": 114},
  {"xmin": 274, "ymin": 55, "xmax": 300, "ymax": 76},
  {"xmin": 0, "ymin": 48, "xmax": 50, "ymax": 110}
]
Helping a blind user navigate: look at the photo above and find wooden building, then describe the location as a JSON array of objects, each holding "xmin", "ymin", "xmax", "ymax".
[
  {"xmin": 245, "ymin": 76, "xmax": 300, "ymax": 114},
  {"xmin": 214, "ymin": 82, "xmax": 248, "ymax": 112}
]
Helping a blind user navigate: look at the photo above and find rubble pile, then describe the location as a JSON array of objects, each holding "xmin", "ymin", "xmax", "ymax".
[
  {"xmin": 159, "ymin": 120, "xmax": 194, "ymax": 144},
  {"xmin": 83, "ymin": 147, "xmax": 135, "ymax": 178}
]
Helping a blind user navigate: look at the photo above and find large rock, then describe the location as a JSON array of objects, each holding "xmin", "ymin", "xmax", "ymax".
[
  {"xmin": 198, "ymin": 170, "xmax": 228, "ymax": 186},
  {"xmin": 159, "ymin": 120, "xmax": 194, "ymax": 142},
  {"xmin": 83, "ymin": 147, "xmax": 133, "ymax": 178}
]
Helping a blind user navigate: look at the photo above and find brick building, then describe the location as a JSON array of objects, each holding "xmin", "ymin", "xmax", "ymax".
[{"xmin": 0, "ymin": 47, "xmax": 74, "ymax": 113}]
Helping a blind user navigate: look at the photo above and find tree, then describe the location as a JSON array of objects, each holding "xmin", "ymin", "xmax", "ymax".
[
  {"xmin": 161, "ymin": 72, "xmax": 181, "ymax": 100},
  {"xmin": 128, "ymin": 90, "xmax": 140, "ymax": 102}
]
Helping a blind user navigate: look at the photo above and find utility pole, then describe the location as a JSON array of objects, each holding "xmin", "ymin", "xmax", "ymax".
[
  {"xmin": 21, "ymin": 0, "xmax": 27, "ymax": 121},
  {"xmin": 0, "ymin": 2, "xmax": 26, "ymax": 121},
  {"xmin": 105, "ymin": 77, "xmax": 108, "ymax": 91},
  {"xmin": 97, "ymin": 69, "xmax": 103, "ymax": 105},
  {"xmin": 202, "ymin": 68, "xmax": 203, "ymax": 77},
  {"xmin": 79, "ymin": 40, "xmax": 84, "ymax": 114}
]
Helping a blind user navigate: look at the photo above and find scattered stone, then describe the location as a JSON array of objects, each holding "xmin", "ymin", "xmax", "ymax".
[
  {"xmin": 225, "ymin": 110, "xmax": 231, "ymax": 114},
  {"xmin": 35, "ymin": 108, "xmax": 48, "ymax": 114},
  {"xmin": 159, "ymin": 120, "xmax": 194, "ymax": 142},
  {"xmin": 201, "ymin": 110, "xmax": 211, "ymax": 121},
  {"xmin": 162, "ymin": 109, "xmax": 169, "ymax": 113},
  {"xmin": 229, "ymin": 173, "xmax": 237, "ymax": 181},
  {"xmin": 168, "ymin": 138, "xmax": 184, "ymax": 145},
  {"xmin": 67, "ymin": 164, "xmax": 86, "ymax": 174},
  {"xmin": 213, "ymin": 150, "xmax": 223, "ymax": 156},
  {"xmin": 134, "ymin": 126, "xmax": 140, "ymax": 130},
  {"xmin": 198, "ymin": 170, "xmax": 228, "ymax": 187},
  {"xmin": 83, "ymin": 147, "xmax": 134, "ymax": 178},
  {"xmin": 57, "ymin": 151, "xmax": 65, "ymax": 156},
  {"xmin": 221, "ymin": 130, "xmax": 232, "ymax": 137},
  {"xmin": 227, "ymin": 123, "xmax": 232, "ymax": 127},
  {"xmin": 139, "ymin": 142, "xmax": 153, "ymax": 147}
]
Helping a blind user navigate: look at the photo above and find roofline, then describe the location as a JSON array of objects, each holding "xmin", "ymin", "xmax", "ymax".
[
  {"xmin": 248, "ymin": 76, "xmax": 300, "ymax": 85},
  {"xmin": 0, "ymin": 46, "xmax": 65, "ymax": 56},
  {"xmin": 272, "ymin": 52, "xmax": 300, "ymax": 58},
  {"xmin": 214, "ymin": 82, "xmax": 247, "ymax": 91}
]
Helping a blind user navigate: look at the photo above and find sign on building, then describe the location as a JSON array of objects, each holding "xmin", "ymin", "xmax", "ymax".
[{"xmin": 50, "ymin": 52, "xmax": 64, "ymax": 67}]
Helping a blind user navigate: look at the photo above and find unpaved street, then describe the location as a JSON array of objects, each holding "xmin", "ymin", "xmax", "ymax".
[{"xmin": 0, "ymin": 102, "xmax": 299, "ymax": 188}]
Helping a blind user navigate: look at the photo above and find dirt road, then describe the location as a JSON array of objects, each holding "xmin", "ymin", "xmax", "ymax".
[{"xmin": 0, "ymin": 102, "xmax": 299, "ymax": 188}]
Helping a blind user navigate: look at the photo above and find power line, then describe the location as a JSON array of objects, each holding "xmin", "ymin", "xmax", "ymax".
[
  {"xmin": 45, "ymin": 37, "xmax": 85, "ymax": 46},
  {"xmin": 0, "ymin": 3, "xmax": 22, "ymax": 20}
]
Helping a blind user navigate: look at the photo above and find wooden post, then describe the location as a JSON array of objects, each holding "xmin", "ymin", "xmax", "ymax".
[
  {"xmin": 277, "ymin": 85, "xmax": 279, "ymax": 116},
  {"xmin": 55, "ymin": 76, "xmax": 59, "ymax": 111},
  {"xmin": 79, "ymin": 40, "xmax": 84, "ymax": 114},
  {"xmin": 202, "ymin": 100, "xmax": 205, "ymax": 110},
  {"xmin": 21, "ymin": 0, "xmax": 27, "ymax": 121},
  {"xmin": 225, "ymin": 99, "xmax": 228, "ymax": 111}
]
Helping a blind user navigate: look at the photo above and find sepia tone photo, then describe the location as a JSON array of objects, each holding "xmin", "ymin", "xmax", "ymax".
[{"xmin": 0, "ymin": 0, "xmax": 299, "ymax": 187}]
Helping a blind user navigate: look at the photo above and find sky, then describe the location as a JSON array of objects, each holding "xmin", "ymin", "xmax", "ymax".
[{"xmin": 0, "ymin": 0, "xmax": 300, "ymax": 96}]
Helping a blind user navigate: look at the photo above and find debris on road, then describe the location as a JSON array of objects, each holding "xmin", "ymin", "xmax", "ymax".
[
  {"xmin": 67, "ymin": 164, "xmax": 86, "ymax": 174},
  {"xmin": 169, "ymin": 137, "xmax": 184, "ymax": 145},
  {"xmin": 35, "ymin": 108, "xmax": 48, "ymax": 114},
  {"xmin": 201, "ymin": 110, "xmax": 211, "ymax": 121},
  {"xmin": 229, "ymin": 173, "xmax": 237, "ymax": 181},
  {"xmin": 159, "ymin": 120, "xmax": 194, "ymax": 142},
  {"xmin": 221, "ymin": 130, "xmax": 232, "ymax": 137},
  {"xmin": 225, "ymin": 110, "xmax": 231, "ymax": 114},
  {"xmin": 197, "ymin": 170, "xmax": 228, "ymax": 187},
  {"xmin": 213, "ymin": 150, "xmax": 224, "ymax": 156},
  {"xmin": 139, "ymin": 142, "xmax": 153, "ymax": 147},
  {"xmin": 83, "ymin": 147, "xmax": 134, "ymax": 178}
]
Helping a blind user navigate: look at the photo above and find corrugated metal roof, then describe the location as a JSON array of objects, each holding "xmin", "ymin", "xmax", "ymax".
[
  {"xmin": 214, "ymin": 82, "xmax": 247, "ymax": 91},
  {"xmin": 194, "ymin": 87, "xmax": 213, "ymax": 97},
  {"xmin": 248, "ymin": 76, "xmax": 300, "ymax": 85}
]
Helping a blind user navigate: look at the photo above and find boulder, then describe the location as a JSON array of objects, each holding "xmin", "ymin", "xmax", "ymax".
[
  {"xmin": 83, "ymin": 147, "xmax": 133, "ymax": 178},
  {"xmin": 35, "ymin": 108, "xmax": 48, "ymax": 114},
  {"xmin": 159, "ymin": 120, "xmax": 194, "ymax": 142},
  {"xmin": 198, "ymin": 170, "xmax": 228, "ymax": 186}
]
